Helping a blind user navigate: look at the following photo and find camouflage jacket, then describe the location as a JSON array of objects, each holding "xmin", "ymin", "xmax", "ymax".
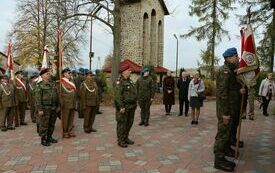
[
  {"xmin": 114, "ymin": 76, "xmax": 137, "ymax": 111},
  {"xmin": 35, "ymin": 80, "xmax": 59, "ymax": 111},
  {"xmin": 136, "ymin": 76, "xmax": 155, "ymax": 101},
  {"xmin": 216, "ymin": 61, "xmax": 242, "ymax": 120}
]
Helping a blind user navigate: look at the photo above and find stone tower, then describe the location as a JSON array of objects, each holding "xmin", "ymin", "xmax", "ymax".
[{"xmin": 120, "ymin": 0, "xmax": 169, "ymax": 67}]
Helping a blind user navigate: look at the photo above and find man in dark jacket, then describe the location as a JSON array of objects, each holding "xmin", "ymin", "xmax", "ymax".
[{"xmin": 177, "ymin": 71, "xmax": 190, "ymax": 116}]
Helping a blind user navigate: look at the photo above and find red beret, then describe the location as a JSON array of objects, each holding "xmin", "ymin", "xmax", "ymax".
[{"xmin": 119, "ymin": 63, "xmax": 131, "ymax": 73}]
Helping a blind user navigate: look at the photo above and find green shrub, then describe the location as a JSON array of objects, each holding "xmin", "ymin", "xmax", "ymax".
[{"xmin": 203, "ymin": 79, "xmax": 216, "ymax": 96}]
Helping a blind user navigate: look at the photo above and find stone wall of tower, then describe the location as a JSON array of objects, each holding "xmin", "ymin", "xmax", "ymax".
[{"xmin": 120, "ymin": 0, "xmax": 165, "ymax": 67}]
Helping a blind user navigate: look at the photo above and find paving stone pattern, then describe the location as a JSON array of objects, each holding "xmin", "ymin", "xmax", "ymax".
[{"xmin": 0, "ymin": 101, "xmax": 274, "ymax": 172}]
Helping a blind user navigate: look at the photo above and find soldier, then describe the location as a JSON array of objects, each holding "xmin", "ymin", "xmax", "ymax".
[
  {"xmin": 95, "ymin": 69, "xmax": 107, "ymax": 114},
  {"xmin": 35, "ymin": 68, "xmax": 59, "ymax": 146},
  {"xmin": 114, "ymin": 64, "xmax": 137, "ymax": 148},
  {"xmin": 60, "ymin": 68, "xmax": 76, "ymax": 138},
  {"xmin": 74, "ymin": 68, "xmax": 86, "ymax": 118},
  {"xmin": 27, "ymin": 74, "xmax": 38, "ymax": 123},
  {"xmin": 214, "ymin": 48, "xmax": 245, "ymax": 172},
  {"xmin": 15, "ymin": 71, "xmax": 27, "ymax": 126},
  {"xmin": 136, "ymin": 68, "xmax": 155, "ymax": 126},
  {"xmin": 80, "ymin": 71, "xmax": 98, "ymax": 133},
  {"xmin": 0, "ymin": 75, "xmax": 16, "ymax": 131}
]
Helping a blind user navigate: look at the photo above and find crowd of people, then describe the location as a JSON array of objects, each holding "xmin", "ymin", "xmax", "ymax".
[{"xmin": 0, "ymin": 47, "xmax": 274, "ymax": 172}]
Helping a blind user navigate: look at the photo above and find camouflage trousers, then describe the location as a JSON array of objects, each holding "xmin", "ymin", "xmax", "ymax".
[
  {"xmin": 116, "ymin": 108, "xmax": 136, "ymax": 144},
  {"xmin": 15, "ymin": 102, "xmax": 26, "ymax": 125},
  {"xmin": 38, "ymin": 107, "xmax": 57, "ymax": 138},
  {"xmin": 30, "ymin": 105, "xmax": 36, "ymax": 122},
  {"xmin": 213, "ymin": 117, "xmax": 231, "ymax": 159},
  {"xmin": 138, "ymin": 100, "xmax": 151, "ymax": 124}
]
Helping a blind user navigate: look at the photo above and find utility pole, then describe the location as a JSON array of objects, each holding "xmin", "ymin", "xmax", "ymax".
[
  {"xmin": 89, "ymin": 17, "xmax": 94, "ymax": 71},
  {"xmin": 173, "ymin": 34, "xmax": 179, "ymax": 78}
]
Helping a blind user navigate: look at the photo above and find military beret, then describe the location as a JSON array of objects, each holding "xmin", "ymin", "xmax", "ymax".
[
  {"xmin": 142, "ymin": 67, "xmax": 150, "ymax": 73},
  {"xmin": 62, "ymin": 67, "xmax": 71, "ymax": 74},
  {"xmin": 39, "ymin": 68, "xmax": 50, "ymax": 76},
  {"xmin": 15, "ymin": 70, "xmax": 23, "ymax": 75},
  {"xmin": 95, "ymin": 69, "xmax": 101, "ymax": 74},
  {"xmin": 119, "ymin": 64, "xmax": 131, "ymax": 73},
  {"xmin": 223, "ymin": 47, "xmax": 238, "ymax": 58},
  {"xmin": 78, "ymin": 67, "xmax": 85, "ymax": 73}
]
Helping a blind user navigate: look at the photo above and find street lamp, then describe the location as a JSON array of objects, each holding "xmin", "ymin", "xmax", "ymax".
[{"xmin": 173, "ymin": 34, "xmax": 179, "ymax": 78}]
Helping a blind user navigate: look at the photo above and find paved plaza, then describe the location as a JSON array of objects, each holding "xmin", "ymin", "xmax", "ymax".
[{"xmin": 0, "ymin": 101, "xmax": 274, "ymax": 173}]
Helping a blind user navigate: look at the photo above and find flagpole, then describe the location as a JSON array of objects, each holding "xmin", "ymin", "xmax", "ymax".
[{"xmin": 58, "ymin": 29, "xmax": 64, "ymax": 138}]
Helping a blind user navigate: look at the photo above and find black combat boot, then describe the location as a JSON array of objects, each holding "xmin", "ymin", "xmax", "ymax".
[
  {"xmin": 118, "ymin": 143, "xmax": 128, "ymax": 148},
  {"xmin": 41, "ymin": 137, "xmax": 50, "ymax": 146},
  {"xmin": 126, "ymin": 138, "xmax": 135, "ymax": 145},
  {"xmin": 214, "ymin": 157, "xmax": 235, "ymax": 172},
  {"xmin": 47, "ymin": 136, "xmax": 58, "ymax": 143}
]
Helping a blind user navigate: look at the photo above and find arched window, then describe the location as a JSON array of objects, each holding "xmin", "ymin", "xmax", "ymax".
[
  {"xmin": 150, "ymin": 9, "xmax": 157, "ymax": 65},
  {"xmin": 142, "ymin": 13, "xmax": 149, "ymax": 65}
]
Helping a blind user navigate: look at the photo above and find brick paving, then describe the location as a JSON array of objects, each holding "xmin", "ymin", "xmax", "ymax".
[{"xmin": 0, "ymin": 101, "xmax": 274, "ymax": 173}]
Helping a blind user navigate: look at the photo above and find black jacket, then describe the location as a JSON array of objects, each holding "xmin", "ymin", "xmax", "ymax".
[{"xmin": 177, "ymin": 77, "xmax": 190, "ymax": 100}]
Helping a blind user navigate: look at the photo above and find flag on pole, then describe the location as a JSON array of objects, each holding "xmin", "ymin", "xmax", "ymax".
[
  {"xmin": 6, "ymin": 41, "xmax": 14, "ymax": 80},
  {"xmin": 42, "ymin": 45, "xmax": 49, "ymax": 69},
  {"xmin": 237, "ymin": 16, "xmax": 259, "ymax": 87}
]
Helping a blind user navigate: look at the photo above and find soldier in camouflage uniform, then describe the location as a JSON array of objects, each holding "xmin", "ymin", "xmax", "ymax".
[
  {"xmin": 15, "ymin": 71, "xmax": 27, "ymax": 126},
  {"xmin": 214, "ymin": 48, "xmax": 246, "ymax": 172},
  {"xmin": 74, "ymin": 68, "xmax": 86, "ymax": 118},
  {"xmin": 114, "ymin": 64, "xmax": 137, "ymax": 148},
  {"xmin": 27, "ymin": 74, "xmax": 38, "ymax": 123},
  {"xmin": 136, "ymin": 68, "xmax": 155, "ymax": 126},
  {"xmin": 95, "ymin": 69, "xmax": 107, "ymax": 114},
  {"xmin": 35, "ymin": 68, "xmax": 59, "ymax": 146},
  {"xmin": 0, "ymin": 75, "xmax": 16, "ymax": 131},
  {"xmin": 80, "ymin": 71, "xmax": 98, "ymax": 133},
  {"xmin": 61, "ymin": 68, "xmax": 77, "ymax": 138}
]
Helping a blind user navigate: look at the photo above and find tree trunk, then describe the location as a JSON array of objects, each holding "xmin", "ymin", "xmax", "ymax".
[
  {"xmin": 211, "ymin": 0, "xmax": 217, "ymax": 80},
  {"xmin": 270, "ymin": 9, "xmax": 275, "ymax": 72},
  {"xmin": 111, "ymin": 0, "xmax": 121, "ymax": 85}
]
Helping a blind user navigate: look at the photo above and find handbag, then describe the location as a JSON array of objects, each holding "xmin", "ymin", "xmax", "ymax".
[{"xmin": 198, "ymin": 81, "xmax": 206, "ymax": 100}]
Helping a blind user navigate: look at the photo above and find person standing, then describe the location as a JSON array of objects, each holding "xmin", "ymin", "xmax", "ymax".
[
  {"xmin": 258, "ymin": 73, "xmax": 275, "ymax": 116},
  {"xmin": 136, "ymin": 68, "xmax": 155, "ymax": 126},
  {"xmin": 60, "ymin": 68, "xmax": 77, "ymax": 138},
  {"xmin": 27, "ymin": 74, "xmax": 38, "ymax": 123},
  {"xmin": 0, "ymin": 75, "xmax": 16, "ymax": 131},
  {"xmin": 163, "ymin": 71, "xmax": 175, "ymax": 115},
  {"xmin": 15, "ymin": 71, "xmax": 27, "ymax": 126},
  {"xmin": 95, "ymin": 69, "xmax": 107, "ymax": 114},
  {"xmin": 114, "ymin": 64, "xmax": 137, "ymax": 148},
  {"xmin": 75, "ymin": 68, "xmax": 86, "ymax": 118},
  {"xmin": 188, "ymin": 72, "xmax": 205, "ymax": 124},
  {"xmin": 177, "ymin": 71, "xmax": 190, "ymax": 116},
  {"xmin": 80, "ymin": 71, "xmax": 98, "ymax": 133},
  {"xmin": 35, "ymin": 68, "xmax": 59, "ymax": 146},
  {"xmin": 213, "ymin": 47, "xmax": 245, "ymax": 172}
]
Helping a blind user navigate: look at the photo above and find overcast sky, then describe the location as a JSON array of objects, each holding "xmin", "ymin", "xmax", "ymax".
[{"xmin": 0, "ymin": 0, "xmax": 249, "ymax": 71}]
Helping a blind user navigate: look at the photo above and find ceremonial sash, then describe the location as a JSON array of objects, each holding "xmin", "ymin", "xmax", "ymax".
[
  {"xmin": 16, "ymin": 78, "xmax": 26, "ymax": 91},
  {"xmin": 61, "ymin": 77, "xmax": 76, "ymax": 91}
]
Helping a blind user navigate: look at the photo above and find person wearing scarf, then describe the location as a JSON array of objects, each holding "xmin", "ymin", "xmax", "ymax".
[
  {"xmin": 80, "ymin": 71, "xmax": 98, "ymax": 133},
  {"xmin": 0, "ymin": 75, "xmax": 16, "ymax": 131},
  {"xmin": 15, "ymin": 71, "xmax": 27, "ymax": 126},
  {"xmin": 60, "ymin": 68, "xmax": 77, "ymax": 138}
]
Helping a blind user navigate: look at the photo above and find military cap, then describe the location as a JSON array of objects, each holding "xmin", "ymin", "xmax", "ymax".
[
  {"xmin": 223, "ymin": 47, "xmax": 238, "ymax": 58},
  {"xmin": 15, "ymin": 70, "xmax": 23, "ymax": 75},
  {"xmin": 62, "ymin": 67, "xmax": 71, "ymax": 74},
  {"xmin": 95, "ymin": 69, "xmax": 101, "ymax": 74},
  {"xmin": 142, "ymin": 67, "xmax": 150, "ymax": 73},
  {"xmin": 119, "ymin": 64, "xmax": 131, "ymax": 73},
  {"xmin": 78, "ymin": 67, "xmax": 85, "ymax": 74},
  {"xmin": 84, "ymin": 68, "xmax": 89, "ymax": 74},
  {"xmin": 39, "ymin": 68, "xmax": 50, "ymax": 76}
]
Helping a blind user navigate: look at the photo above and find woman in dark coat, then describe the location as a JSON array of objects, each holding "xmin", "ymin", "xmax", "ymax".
[{"xmin": 163, "ymin": 71, "xmax": 175, "ymax": 115}]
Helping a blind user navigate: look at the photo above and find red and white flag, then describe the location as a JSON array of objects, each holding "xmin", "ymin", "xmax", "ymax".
[
  {"xmin": 42, "ymin": 45, "xmax": 49, "ymax": 69},
  {"xmin": 6, "ymin": 41, "xmax": 14, "ymax": 80},
  {"xmin": 237, "ymin": 22, "xmax": 259, "ymax": 87}
]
